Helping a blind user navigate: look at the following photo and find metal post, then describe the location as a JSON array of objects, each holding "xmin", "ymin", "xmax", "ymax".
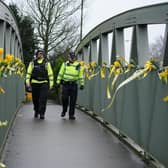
[{"xmin": 80, "ymin": 0, "xmax": 84, "ymax": 41}]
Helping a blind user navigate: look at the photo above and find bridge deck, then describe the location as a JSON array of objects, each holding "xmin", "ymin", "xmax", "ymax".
[{"xmin": 3, "ymin": 102, "xmax": 146, "ymax": 168}]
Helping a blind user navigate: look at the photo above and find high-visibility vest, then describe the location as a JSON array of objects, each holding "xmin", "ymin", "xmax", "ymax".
[
  {"xmin": 31, "ymin": 59, "xmax": 49, "ymax": 81},
  {"xmin": 26, "ymin": 58, "xmax": 54, "ymax": 88},
  {"xmin": 56, "ymin": 61, "xmax": 84, "ymax": 86}
]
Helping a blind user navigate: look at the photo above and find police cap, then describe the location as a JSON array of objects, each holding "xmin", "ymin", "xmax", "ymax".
[
  {"xmin": 69, "ymin": 52, "xmax": 76, "ymax": 59},
  {"xmin": 35, "ymin": 49, "xmax": 44, "ymax": 56}
]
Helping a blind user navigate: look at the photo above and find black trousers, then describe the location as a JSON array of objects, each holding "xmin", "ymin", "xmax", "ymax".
[
  {"xmin": 62, "ymin": 83, "xmax": 78, "ymax": 117},
  {"xmin": 31, "ymin": 83, "xmax": 49, "ymax": 116}
]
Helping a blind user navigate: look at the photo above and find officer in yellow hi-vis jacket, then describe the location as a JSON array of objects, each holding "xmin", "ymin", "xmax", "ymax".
[
  {"xmin": 56, "ymin": 52, "xmax": 84, "ymax": 120},
  {"xmin": 26, "ymin": 49, "xmax": 54, "ymax": 119}
]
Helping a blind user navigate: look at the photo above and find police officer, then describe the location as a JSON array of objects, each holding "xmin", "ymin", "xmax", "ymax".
[
  {"xmin": 56, "ymin": 52, "xmax": 84, "ymax": 120},
  {"xmin": 26, "ymin": 49, "xmax": 54, "ymax": 119}
]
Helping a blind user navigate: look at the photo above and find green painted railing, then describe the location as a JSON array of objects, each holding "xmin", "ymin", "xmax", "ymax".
[
  {"xmin": 0, "ymin": 0, "xmax": 24, "ymax": 161},
  {"xmin": 76, "ymin": 2, "xmax": 168, "ymax": 167},
  {"xmin": 0, "ymin": 75, "xmax": 25, "ymax": 157},
  {"xmin": 78, "ymin": 70, "xmax": 168, "ymax": 167}
]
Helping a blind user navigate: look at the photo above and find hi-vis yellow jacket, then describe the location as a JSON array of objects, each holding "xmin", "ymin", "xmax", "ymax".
[
  {"xmin": 56, "ymin": 60, "xmax": 84, "ymax": 86},
  {"xmin": 26, "ymin": 58, "xmax": 54, "ymax": 88}
]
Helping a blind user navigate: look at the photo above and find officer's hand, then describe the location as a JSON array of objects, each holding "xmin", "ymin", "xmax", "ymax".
[
  {"xmin": 80, "ymin": 85, "xmax": 84, "ymax": 90},
  {"xmin": 26, "ymin": 86, "xmax": 32, "ymax": 92},
  {"xmin": 26, "ymin": 83, "xmax": 31, "ymax": 92},
  {"xmin": 26, "ymin": 83, "xmax": 30, "ymax": 88}
]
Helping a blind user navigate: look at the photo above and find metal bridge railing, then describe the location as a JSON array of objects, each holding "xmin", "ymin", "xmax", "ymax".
[
  {"xmin": 0, "ymin": 1, "xmax": 24, "ymax": 160},
  {"xmin": 76, "ymin": 3, "xmax": 168, "ymax": 168}
]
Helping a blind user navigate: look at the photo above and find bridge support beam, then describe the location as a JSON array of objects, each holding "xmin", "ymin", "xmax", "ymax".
[
  {"xmin": 163, "ymin": 24, "xmax": 168, "ymax": 66},
  {"xmin": 90, "ymin": 39, "xmax": 97, "ymax": 62},
  {"xmin": 5, "ymin": 26, "xmax": 12, "ymax": 55},
  {"xmin": 111, "ymin": 28, "xmax": 125, "ymax": 64},
  {"xmin": 99, "ymin": 33, "xmax": 109, "ymax": 64},
  {"xmin": 130, "ymin": 25, "xmax": 149, "ymax": 66},
  {"xmin": 83, "ymin": 46, "xmax": 89, "ymax": 63},
  {"xmin": 0, "ymin": 21, "xmax": 6, "ymax": 57},
  {"xmin": 11, "ymin": 32, "xmax": 16, "ymax": 56}
]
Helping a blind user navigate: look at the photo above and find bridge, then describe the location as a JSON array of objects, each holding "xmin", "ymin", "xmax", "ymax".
[{"xmin": 0, "ymin": 1, "xmax": 168, "ymax": 168}]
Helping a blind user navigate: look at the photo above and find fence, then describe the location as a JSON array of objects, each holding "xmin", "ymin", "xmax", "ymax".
[
  {"xmin": 76, "ymin": 3, "xmax": 168, "ymax": 167},
  {"xmin": 0, "ymin": 1, "xmax": 24, "ymax": 159}
]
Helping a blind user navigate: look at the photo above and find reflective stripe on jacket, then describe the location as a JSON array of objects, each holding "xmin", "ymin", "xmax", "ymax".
[{"xmin": 26, "ymin": 58, "xmax": 54, "ymax": 88}]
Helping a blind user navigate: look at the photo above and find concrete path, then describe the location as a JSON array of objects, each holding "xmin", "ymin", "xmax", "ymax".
[{"xmin": 3, "ymin": 102, "xmax": 146, "ymax": 168}]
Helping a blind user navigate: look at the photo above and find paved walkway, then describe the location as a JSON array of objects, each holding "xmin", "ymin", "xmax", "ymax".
[{"xmin": 3, "ymin": 102, "xmax": 146, "ymax": 168}]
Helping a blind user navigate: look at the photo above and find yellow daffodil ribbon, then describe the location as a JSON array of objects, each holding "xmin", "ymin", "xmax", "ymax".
[
  {"xmin": 105, "ymin": 60, "xmax": 123, "ymax": 100},
  {"xmin": 89, "ymin": 71, "xmax": 100, "ymax": 79},
  {"xmin": 100, "ymin": 67, "xmax": 106, "ymax": 79},
  {"xmin": 102, "ymin": 59, "xmax": 156, "ymax": 112},
  {"xmin": 0, "ymin": 87, "xmax": 5, "ymax": 94},
  {"xmin": 84, "ymin": 61, "xmax": 98, "ymax": 80},
  {"xmin": 163, "ymin": 96, "xmax": 168, "ymax": 102},
  {"xmin": 106, "ymin": 84, "xmax": 111, "ymax": 99},
  {"xmin": 0, "ymin": 48, "xmax": 4, "ymax": 60},
  {"xmin": 159, "ymin": 67, "xmax": 168, "ymax": 84},
  {"xmin": 5, "ymin": 54, "xmax": 14, "ymax": 63},
  {"xmin": 0, "ymin": 120, "xmax": 8, "ymax": 127},
  {"xmin": 0, "ymin": 162, "xmax": 7, "ymax": 168},
  {"xmin": 143, "ymin": 60, "xmax": 157, "ymax": 78}
]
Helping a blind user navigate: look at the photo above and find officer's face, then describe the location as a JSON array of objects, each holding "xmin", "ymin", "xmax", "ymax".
[
  {"xmin": 37, "ymin": 52, "xmax": 44, "ymax": 59},
  {"xmin": 69, "ymin": 56, "xmax": 76, "ymax": 63}
]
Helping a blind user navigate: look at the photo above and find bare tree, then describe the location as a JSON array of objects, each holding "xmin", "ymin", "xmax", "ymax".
[
  {"xmin": 149, "ymin": 35, "xmax": 164, "ymax": 61},
  {"xmin": 26, "ymin": 0, "xmax": 81, "ymax": 56}
]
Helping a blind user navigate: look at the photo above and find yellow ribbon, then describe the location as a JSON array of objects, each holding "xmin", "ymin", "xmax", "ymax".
[
  {"xmin": 0, "ymin": 162, "xmax": 7, "ymax": 168},
  {"xmin": 0, "ymin": 120, "xmax": 8, "ymax": 127},
  {"xmin": 100, "ymin": 66, "xmax": 106, "ymax": 79},
  {"xmin": 163, "ymin": 96, "xmax": 168, "ymax": 102},
  {"xmin": 106, "ymin": 60, "xmax": 123, "ymax": 99},
  {"xmin": 159, "ymin": 67, "xmax": 168, "ymax": 84},
  {"xmin": 0, "ymin": 48, "xmax": 4, "ymax": 58},
  {"xmin": 5, "ymin": 54, "xmax": 14, "ymax": 64},
  {"xmin": 0, "ymin": 49, "xmax": 26, "ymax": 94},
  {"xmin": 84, "ymin": 61, "xmax": 98, "ymax": 80},
  {"xmin": 0, "ymin": 87, "xmax": 5, "ymax": 94},
  {"xmin": 102, "ymin": 59, "xmax": 157, "ymax": 112},
  {"xmin": 158, "ymin": 67, "xmax": 168, "ymax": 102},
  {"xmin": 143, "ymin": 60, "xmax": 156, "ymax": 77}
]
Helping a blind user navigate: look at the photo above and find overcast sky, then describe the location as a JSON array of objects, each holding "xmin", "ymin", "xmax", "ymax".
[
  {"xmin": 4, "ymin": 0, "xmax": 168, "ymax": 43},
  {"xmin": 80, "ymin": 0, "xmax": 168, "ymax": 60},
  {"xmin": 4, "ymin": 0, "xmax": 167, "ymax": 60},
  {"xmin": 4, "ymin": 0, "xmax": 168, "ymax": 36},
  {"xmin": 83, "ymin": 0, "xmax": 168, "ymax": 36}
]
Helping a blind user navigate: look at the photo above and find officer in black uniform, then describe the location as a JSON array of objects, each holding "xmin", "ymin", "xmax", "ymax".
[{"xmin": 26, "ymin": 49, "xmax": 54, "ymax": 119}]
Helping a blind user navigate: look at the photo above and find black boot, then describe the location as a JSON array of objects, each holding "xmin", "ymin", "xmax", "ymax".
[
  {"xmin": 69, "ymin": 116, "xmax": 76, "ymax": 120},
  {"xmin": 61, "ymin": 112, "xmax": 66, "ymax": 117},
  {"xmin": 40, "ymin": 114, "xmax": 45, "ymax": 119},
  {"xmin": 34, "ymin": 111, "xmax": 39, "ymax": 118}
]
